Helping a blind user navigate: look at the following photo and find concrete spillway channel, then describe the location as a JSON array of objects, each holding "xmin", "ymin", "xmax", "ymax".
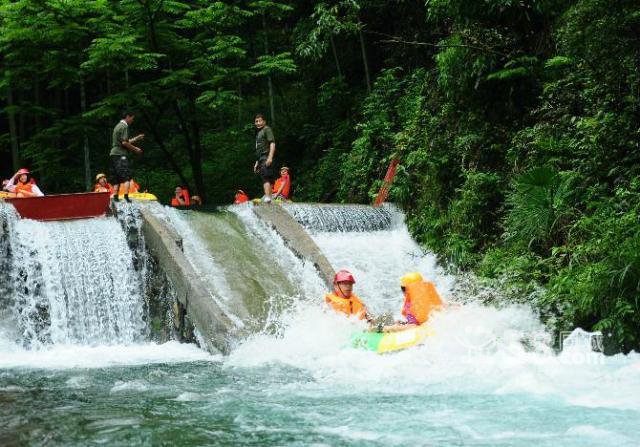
[
  {"xmin": 140, "ymin": 204, "xmax": 335, "ymax": 355},
  {"xmin": 140, "ymin": 208, "xmax": 236, "ymax": 355}
]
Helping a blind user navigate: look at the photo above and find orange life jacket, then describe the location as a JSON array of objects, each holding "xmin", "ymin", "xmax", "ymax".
[
  {"xmin": 325, "ymin": 293, "xmax": 367, "ymax": 319},
  {"xmin": 273, "ymin": 173, "xmax": 290, "ymax": 198},
  {"xmin": 401, "ymin": 281, "xmax": 443, "ymax": 325},
  {"xmin": 15, "ymin": 182, "xmax": 34, "ymax": 194},
  {"xmin": 234, "ymin": 192, "xmax": 249, "ymax": 204},
  {"xmin": 118, "ymin": 180, "xmax": 140, "ymax": 193},
  {"xmin": 94, "ymin": 183, "xmax": 114, "ymax": 194},
  {"xmin": 171, "ymin": 192, "xmax": 190, "ymax": 207}
]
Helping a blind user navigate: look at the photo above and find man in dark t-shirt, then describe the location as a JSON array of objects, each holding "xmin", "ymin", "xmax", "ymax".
[
  {"xmin": 253, "ymin": 113, "xmax": 276, "ymax": 203},
  {"xmin": 110, "ymin": 111, "xmax": 144, "ymax": 202}
]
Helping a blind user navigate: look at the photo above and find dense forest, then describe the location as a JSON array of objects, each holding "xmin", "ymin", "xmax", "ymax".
[{"xmin": 1, "ymin": 0, "xmax": 639, "ymax": 350}]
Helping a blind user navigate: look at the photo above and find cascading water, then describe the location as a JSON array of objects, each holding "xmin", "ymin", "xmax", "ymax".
[
  {"xmin": 283, "ymin": 203, "xmax": 453, "ymax": 314},
  {"xmin": 0, "ymin": 206, "xmax": 146, "ymax": 347},
  {"xmin": 1, "ymin": 202, "xmax": 639, "ymax": 446},
  {"xmin": 156, "ymin": 204, "xmax": 325, "ymax": 332},
  {"xmin": 285, "ymin": 203, "xmax": 395, "ymax": 232}
]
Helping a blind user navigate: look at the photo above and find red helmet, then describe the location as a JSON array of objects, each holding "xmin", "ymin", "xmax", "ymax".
[
  {"xmin": 334, "ymin": 269, "xmax": 356, "ymax": 284},
  {"xmin": 17, "ymin": 168, "xmax": 30, "ymax": 175}
]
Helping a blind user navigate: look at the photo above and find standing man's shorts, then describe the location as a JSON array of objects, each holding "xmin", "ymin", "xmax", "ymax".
[
  {"xmin": 258, "ymin": 160, "xmax": 275, "ymax": 184},
  {"xmin": 110, "ymin": 155, "xmax": 133, "ymax": 184}
]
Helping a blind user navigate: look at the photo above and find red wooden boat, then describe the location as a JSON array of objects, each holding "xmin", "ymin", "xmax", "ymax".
[{"xmin": 4, "ymin": 192, "xmax": 111, "ymax": 221}]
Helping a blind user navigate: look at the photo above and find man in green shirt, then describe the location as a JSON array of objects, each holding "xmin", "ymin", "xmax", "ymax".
[
  {"xmin": 110, "ymin": 111, "xmax": 144, "ymax": 202},
  {"xmin": 253, "ymin": 113, "xmax": 276, "ymax": 203}
]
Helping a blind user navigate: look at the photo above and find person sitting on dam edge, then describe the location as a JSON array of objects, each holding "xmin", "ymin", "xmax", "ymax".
[
  {"xmin": 273, "ymin": 166, "xmax": 291, "ymax": 200},
  {"xmin": 234, "ymin": 189, "xmax": 249, "ymax": 204},
  {"xmin": 171, "ymin": 186, "xmax": 191, "ymax": 207},
  {"xmin": 94, "ymin": 173, "xmax": 114, "ymax": 195}
]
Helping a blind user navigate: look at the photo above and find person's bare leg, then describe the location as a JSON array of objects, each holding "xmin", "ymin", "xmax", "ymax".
[
  {"xmin": 263, "ymin": 182, "xmax": 272, "ymax": 202},
  {"xmin": 113, "ymin": 183, "xmax": 120, "ymax": 201}
]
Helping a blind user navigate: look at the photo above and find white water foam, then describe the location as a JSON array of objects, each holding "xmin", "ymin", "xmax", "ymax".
[
  {"xmin": 0, "ymin": 340, "xmax": 216, "ymax": 370},
  {"xmin": 226, "ymin": 204, "xmax": 639, "ymax": 413},
  {"xmin": 228, "ymin": 301, "xmax": 640, "ymax": 412},
  {"xmin": 311, "ymin": 227, "xmax": 454, "ymax": 315}
]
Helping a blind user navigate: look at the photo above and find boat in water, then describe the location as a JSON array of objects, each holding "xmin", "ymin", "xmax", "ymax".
[
  {"xmin": 3, "ymin": 192, "xmax": 111, "ymax": 221},
  {"xmin": 351, "ymin": 324, "xmax": 435, "ymax": 354}
]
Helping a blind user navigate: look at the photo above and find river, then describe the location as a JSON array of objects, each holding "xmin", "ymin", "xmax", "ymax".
[{"xmin": 1, "ymin": 203, "xmax": 639, "ymax": 446}]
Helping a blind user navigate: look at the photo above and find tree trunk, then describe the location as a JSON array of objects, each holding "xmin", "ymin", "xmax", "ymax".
[
  {"xmin": 237, "ymin": 81, "xmax": 243, "ymax": 128},
  {"xmin": 358, "ymin": 24, "xmax": 372, "ymax": 93},
  {"xmin": 330, "ymin": 34, "xmax": 343, "ymax": 78},
  {"xmin": 80, "ymin": 78, "xmax": 91, "ymax": 191},
  {"xmin": 190, "ymin": 117, "xmax": 206, "ymax": 202},
  {"xmin": 140, "ymin": 109, "xmax": 191, "ymax": 191},
  {"xmin": 172, "ymin": 99, "xmax": 207, "ymax": 201},
  {"xmin": 34, "ymin": 76, "xmax": 41, "ymax": 131},
  {"xmin": 267, "ymin": 77, "xmax": 275, "ymax": 126},
  {"xmin": 6, "ymin": 84, "xmax": 20, "ymax": 172},
  {"xmin": 262, "ymin": 14, "xmax": 276, "ymax": 126}
]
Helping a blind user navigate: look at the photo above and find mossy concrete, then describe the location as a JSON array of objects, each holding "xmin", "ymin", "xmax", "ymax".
[{"xmin": 140, "ymin": 208, "xmax": 238, "ymax": 355}]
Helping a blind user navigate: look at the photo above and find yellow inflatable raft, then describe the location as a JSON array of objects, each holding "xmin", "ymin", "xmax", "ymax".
[
  {"xmin": 351, "ymin": 324, "xmax": 435, "ymax": 354},
  {"xmin": 116, "ymin": 192, "xmax": 158, "ymax": 201}
]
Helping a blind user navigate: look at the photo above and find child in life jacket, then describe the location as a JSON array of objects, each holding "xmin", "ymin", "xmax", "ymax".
[
  {"xmin": 9, "ymin": 168, "xmax": 44, "ymax": 198},
  {"xmin": 171, "ymin": 186, "xmax": 191, "ymax": 207},
  {"xmin": 273, "ymin": 166, "xmax": 290, "ymax": 200},
  {"xmin": 94, "ymin": 173, "xmax": 114, "ymax": 195},
  {"xmin": 234, "ymin": 190, "xmax": 249, "ymax": 204}
]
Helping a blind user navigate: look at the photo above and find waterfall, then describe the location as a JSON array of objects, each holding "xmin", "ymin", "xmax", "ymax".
[
  {"xmin": 283, "ymin": 203, "xmax": 454, "ymax": 315},
  {"xmin": 0, "ymin": 204, "xmax": 146, "ymax": 348},
  {"xmin": 284, "ymin": 203, "xmax": 395, "ymax": 232}
]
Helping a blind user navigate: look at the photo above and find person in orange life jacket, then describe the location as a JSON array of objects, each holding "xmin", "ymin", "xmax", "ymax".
[
  {"xmin": 117, "ymin": 179, "xmax": 140, "ymax": 194},
  {"xmin": 324, "ymin": 269, "xmax": 373, "ymax": 322},
  {"xmin": 273, "ymin": 167, "xmax": 290, "ymax": 200},
  {"xmin": 382, "ymin": 272, "xmax": 443, "ymax": 333},
  {"xmin": 94, "ymin": 173, "xmax": 114, "ymax": 195},
  {"xmin": 171, "ymin": 186, "xmax": 191, "ymax": 207},
  {"xmin": 234, "ymin": 190, "xmax": 249, "ymax": 204},
  {"xmin": 8, "ymin": 168, "xmax": 44, "ymax": 198}
]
